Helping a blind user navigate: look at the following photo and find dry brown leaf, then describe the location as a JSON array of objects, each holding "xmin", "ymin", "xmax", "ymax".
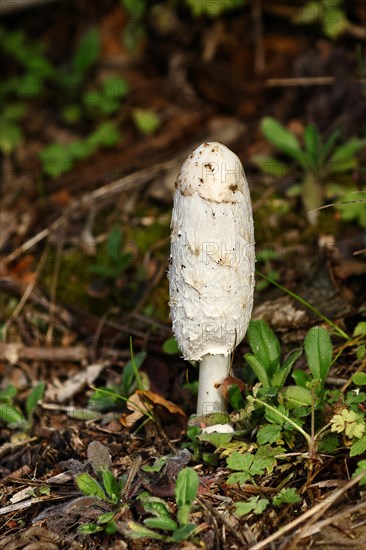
[
  {"xmin": 45, "ymin": 364, "xmax": 105, "ymax": 403},
  {"xmin": 121, "ymin": 390, "xmax": 187, "ymax": 430}
]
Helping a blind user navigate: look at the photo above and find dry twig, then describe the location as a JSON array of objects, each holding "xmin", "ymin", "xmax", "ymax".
[{"xmin": 249, "ymin": 472, "xmax": 365, "ymax": 550}]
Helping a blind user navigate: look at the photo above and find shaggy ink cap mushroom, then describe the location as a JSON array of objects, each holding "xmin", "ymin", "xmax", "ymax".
[{"xmin": 169, "ymin": 142, "xmax": 255, "ymax": 418}]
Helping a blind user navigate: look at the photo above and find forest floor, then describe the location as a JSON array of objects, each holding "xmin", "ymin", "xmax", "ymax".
[{"xmin": 0, "ymin": 1, "xmax": 365, "ymax": 549}]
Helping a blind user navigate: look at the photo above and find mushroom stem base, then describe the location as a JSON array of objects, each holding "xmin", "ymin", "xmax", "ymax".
[{"xmin": 196, "ymin": 354, "xmax": 230, "ymax": 416}]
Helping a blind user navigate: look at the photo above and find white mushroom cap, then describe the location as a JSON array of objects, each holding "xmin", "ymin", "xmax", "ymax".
[{"xmin": 169, "ymin": 142, "xmax": 255, "ymax": 362}]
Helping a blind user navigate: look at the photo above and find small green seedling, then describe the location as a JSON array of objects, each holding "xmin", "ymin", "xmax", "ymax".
[
  {"xmin": 293, "ymin": 0, "xmax": 349, "ymax": 39},
  {"xmin": 132, "ymin": 109, "xmax": 161, "ymax": 135},
  {"xmin": 77, "ymin": 442, "xmax": 126, "ymax": 535},
  {"xmin": 89, "ymin": 349, "xmax": 147, "ymax": 411},
  {"xmin": 0, "ymin": 103, "xmax": 27, "ymax": 154},
  {"xmin": 122, "ymin": 467, "xmax": 199, "ymax": 542},
  {"xmin": 254, "ymin": 117, "xmax": 365, "ymax": 223},
  {"xmin": 89, "ymin": 226, "xmax": 133, "ymax": 281},
  {"xmin": 185, "ymin": 0, "xmax": 244, "ymax": 17},
  {"xmin": 234, "ymin": 487, "xmax": 300, "ymax": 518},
  {"xmin": 226, "ymin": 451, "xmax": 275, "ymax": 485},
  {"xmin": 244, "ymin": 320, "xmax": 302, "ymax": 394},
  {"xmin": 39, "ymin": 121, "xmax": 120, "ymax": 178},
  {"xmin": 0, "ymin": 382, "xmax": 45, "ymax": 431}
]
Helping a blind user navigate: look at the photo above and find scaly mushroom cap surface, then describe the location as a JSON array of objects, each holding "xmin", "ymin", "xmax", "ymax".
[{"xmin": 169, "ymin": 142, "xmax": 255, "ymax": 361}]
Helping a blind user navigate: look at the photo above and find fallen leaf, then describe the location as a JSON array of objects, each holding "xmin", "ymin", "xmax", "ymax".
[
  {"xmin": 45, "ymin": 364, "xmax": 105, "ymax": 403},
  {"xmin": 121, "ymin": 389, "xmax": 187, "ymax": 432},
  {"xmin": 221, "ymin": 376, "xmax": 246, "ymax": 401}
]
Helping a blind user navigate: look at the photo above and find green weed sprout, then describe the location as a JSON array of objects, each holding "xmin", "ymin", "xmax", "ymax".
[
  {"xmin": 122, "ymin": 467, "xmax": 199, "ymax": 542},
  {"xmin": 0, "ymin": 382, "xmax": 45, "ymax": 431},
  {"xmin": 253, "ymin": 117, "xmax": 365, "ymax": 223}
]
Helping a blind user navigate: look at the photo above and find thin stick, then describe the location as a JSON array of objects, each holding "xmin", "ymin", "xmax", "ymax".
[
  {"xmin": 46, "ymin": 222, "xmax": 65, "ymax": 343},
  {"xmin": 121, "ymin": 456, "xmax": 142, "ymax": 500},
  {"xmin": 249, "ymin": 472, "xmax": 364, "ymax": 550},
  {"xmin": 298, "ymin": 501, "xmax": 366, "ymax": 538},
  {"xmin": 196, "ymin": 495, "xmax": 248, "ymax": 546},
  {"xmin": 0, "ymin": 343, "xmax": 87, "ymax": 362},
  {"xmin": 6, "ymin": 242, "xmax": 50, "ymax": 323},
  {"xmin": 265, "ymin": 76, "xmax": 335, "ymax": 87},
  {"xmin": 252, "ymin": 0, "xmax": 265, "ymax": 75},
  {"xmin": 0, "ymin": 0, "xmax": 58, "ymax": 13}
]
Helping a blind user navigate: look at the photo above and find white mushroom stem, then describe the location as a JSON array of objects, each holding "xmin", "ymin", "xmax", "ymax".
[
  {"xmin": 169, "ymin": 142, "xmax": 255, "ymax": 418},
  {"xmin": 197, "ymin": 354, "xmax": 230, "ymax": 416}
]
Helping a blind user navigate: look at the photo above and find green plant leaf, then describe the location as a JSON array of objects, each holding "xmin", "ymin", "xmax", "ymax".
[
  {"xmin": 121, "ymin": 351, "xmax": 147, "ymax": 397},
  {"xmin": 280, "ymin": 385, "xmax": 313, "ymax": 407},
  {"xmin": 2, "ymin": 102, "xmax": 27, "ymax": 119},
  {"xmin": 162, "ymin": 337, "xmax": 180, "ymax": 354},
  {"xmin": 319, "ymin": 129, "xmax": 340, "ymax": 165},
  {"xmin": 0, "ymin": 384, "xmax": 17, "ymax": 402},
  {"xmin": 304, "ymin": 326, "xmax": 333, "ymax": 386},
  {"xmin": 227, "ymin": 384, "xmax": 245, "ymax": 410},
  {"xmin": 252, "ymin": 155, "xmax": 287, "ymax": 176},
  {"xmin": 132, "ymin": 108, "xmax": 161, "ymax": 135},
  {"xmin": 0, "ymin": 403, "xmax": 27, "ymax": 428},
  {"xmin": 122, "ymin": 0, "xmax": 147, "ymax": 18},
  {"xmin": 68, "ymin": 139, "xmax": 95, "ymax": 160},
  {"xmin": 353, "ymin": 460, "xmax": 366, "ymax": 486},
  {"xmin": 247, "ymin": 320, "xmax": 281, "ymax": 375},
  {"xmin": 142, "ymin": 457, "xmax": 166, "ymax": 473},
  {"xmin": 350, "ymin": 436, "xmax": 366, "ymax": 457},
  {"xmin": 175, "ymin": 468, "xmax": 199, "ymax": 526},
  {"xmin": 185, "ymin": 0, "xmax": 243, "ymax": 17},
  {"xmin": 245, "ymin": 353, "xmax": 270, "ymax": 387},
  {"xmin": 78, "ymin": 522, "xmax": 103, "ymax": 534},
  {"xmin": 272, "ymin": 349, "xmax": 302, "ymax": 389},
  {"xmin": 75, "ymin": 473, "xmax": 107, "ymax": 501},
  {"xmin": 330, "ymin": 409, "xmax": 365, "ymax": 439},
  {"xmin": 140, "ymin": 495, "xmax": 173, "ymax": 519},
  {"xmin": 72, "ymin": 27, "xmax": 100, "ymax": 76},
  {"xmin": 322, "ymin": 7, "xmax": 349, "ymax": 38},
  {"xmin": 105, "ymin": 521, "xmax": 118, "ymax": 534},
  {"xmin": 106, "ymin": 226, "xmax": 123, "ymax": 261},
  {"xmin": 273, "ymin": 487, "xmax": 300, "ymax": 506},
  {"xmin": 261, "ymin": 117, "xmax": 308, "ymax": 165},
  {"xmin": 227, "ymin": 471, "xmax": 251, "ymax": 484},
  {"xmin": 171, "ymin": 523, "xmax": 197, "ymax": 542},
  {"xmin": 329, "ymin": 138, "xmax": 366, "ymax": 166},
  {"xmin": 227, "ymin": 451, "xmax": 252, "ymax": 471},
  {"xmin": 88, "ymin": 264, "xmax": 119, "ymax": 278},
  {"xmin": 103, "ymin": 76, "xmax": 129, "ymax": 99},
  {"xmin": 88, "ymin": 121, "xmax": 120, "ymax": 148},
  {"xmin": 352, "ymin": 373, "xmax": 366, "ymax": 386},
  {"xmin": 98, "ymin": 512, "xmax": 115, "ymax": 524},
  {"xmin": 39, "ymin": 143, "xmax": 73, "ymax": 178},
  {"xmin": 304, "ymin": 123, "xmax": 319, "ymax": 165},
  {"xmin": 143, "ymin": 517, "xmax": 178, "ymax": 531},
  {"xmin": 235, "ymin": 496, "xmax": 270, "ymax": 516},
  {"xmin": 335, "ymin": 190, "xmax": 366, "ymax": 229},
  {"xmin": 353, "ymin": 322, "xmax": 366, "ymax": 337},
  {"xmin": 122, "ymin": 521, "xmax": 165, "ymax": 540},
  {"xmin": 264, "ymin": 403, "xmax": 288, "ymax": 426},
  {"xmin": 102, "ymin": 470, "xmax": 120, "ymax": 503},
  {"xmin": 257, "ymin": 424, "xmax": 282, "ymax": 445},
  {"xmin": 318, "ymin": 433, "xmax": 339, "ymax": 453},
  {"xmin": 292, "ymin": 369, "xmax": 311, "ymax": 388},
  {"xmin": 26, "ymin": 382, "xmax": 45, "ymax": 417},
  {"xmin": 0, "ymin": 121, "xmax": 22, "ymax": 154},
  {"xmin": 198, "ymin": 432, "xmax": 233, "ymax": 448},
  {"xmin": 293, "ymin": 1, "xmax": 319, "ymax": 24}
]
